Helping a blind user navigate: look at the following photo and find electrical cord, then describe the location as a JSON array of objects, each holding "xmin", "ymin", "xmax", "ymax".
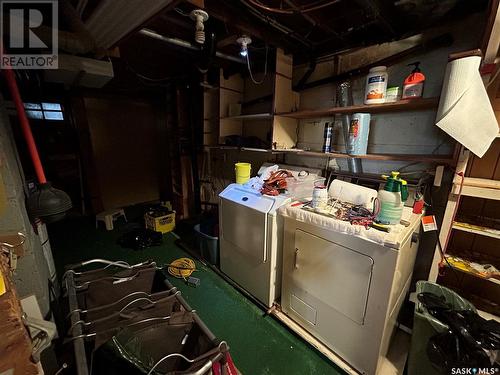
[
  {"xmin": 246, "ymin": 46, "xmax": 268, "ymax": 85},
  {"xmin": 166, "ymin": 258, "xmax": 196, "ymax": 280}
]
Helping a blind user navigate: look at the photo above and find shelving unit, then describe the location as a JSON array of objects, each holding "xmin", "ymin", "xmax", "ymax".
[
  {"xmin": 212, "ymin": 48, "xmax": 299, "ymax": 150},
  {"xmin": 277, "ymin": 97, "xmax": 440, "ymax": 118},
  {"xmin": 206, "ymin": 51, "xmax": 454, "ymax": 165},
  {"xmin": 429, "ymin": 142, "xmax": 500, "ymax": 320}
]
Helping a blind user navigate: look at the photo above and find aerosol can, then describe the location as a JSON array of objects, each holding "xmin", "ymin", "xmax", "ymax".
[
  {"xmin": 376, "ymin": 171, "xmax": 408, "ymax": 225},
  {"xmin": 402, "ymin": 62, "xmax": 425, "ymax": 99}
]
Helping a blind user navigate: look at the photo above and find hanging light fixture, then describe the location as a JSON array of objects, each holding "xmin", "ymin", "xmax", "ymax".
[
  {"xmin": 237, "ymin": 36, "xmax": 252, "ymax": 57},
  {"xmin": 189, "ymin": 9, "xmax": 209, "ymax": 44}
]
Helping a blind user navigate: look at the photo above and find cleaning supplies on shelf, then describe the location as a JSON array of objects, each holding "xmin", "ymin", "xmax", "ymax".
[
  {"xmin": 322, "ymin": 121, "xmax": 333, "ymax": 153},
  {"xmin": 376, "ymin": 171, "xmax": 408, "ymax": 225},
  {"xmin": 385, "ymin": 87, "xmax": 401, "ymax": 103},
  {"xmin": 346, "ymin": 113, "xmax": 371, "ymax": 155},
  {"xmin": 364, "ymin": 66, "xmax": 388, "ymax": 104},
  {"xmin": 402, "ymin": 62, "xmax": 425, "ymax": 99}
]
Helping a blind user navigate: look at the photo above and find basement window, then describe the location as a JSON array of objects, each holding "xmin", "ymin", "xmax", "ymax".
[{"xmin": 24, "ymin": 102, "xmax": 64, "ymax": 121}]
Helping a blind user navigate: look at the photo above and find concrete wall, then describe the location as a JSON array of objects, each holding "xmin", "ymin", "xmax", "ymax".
[
  {"xmin": 285, "ymin": 15, "xmax": 483, "ymax": 174},
  {"xmin": 0, "ymin": 103, "xmax": 52, "ymax": 316}
]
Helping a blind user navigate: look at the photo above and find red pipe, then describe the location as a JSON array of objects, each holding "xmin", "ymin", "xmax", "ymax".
[{"xmin": 3, "ymin": 66, "xmax": 47, "ymax": 183}]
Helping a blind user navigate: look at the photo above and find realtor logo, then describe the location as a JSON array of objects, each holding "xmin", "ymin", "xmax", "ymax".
[{"xmin": 1, "ymin": 0, "xmax": 58, "ymax": 69}]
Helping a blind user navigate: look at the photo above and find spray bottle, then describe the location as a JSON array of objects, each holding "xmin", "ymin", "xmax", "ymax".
[
  {"xmin": 402, "ymin": 62, "xmax": 425, "ymax": 99},
  {"xmin": 376, "ymin": 171, "xmax": 408, "ymax": 225}
]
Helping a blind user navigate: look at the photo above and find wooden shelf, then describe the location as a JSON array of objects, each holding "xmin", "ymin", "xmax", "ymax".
[
  {"xmin": 276, "ymin": 97, "xmax": 439, "ymax": 119},
  {"xmin": 444, "ymin": 255, "xmax": 500, "ymax": 286},
  {"xmin": 452, "ymin": 221, "xmax": 500, "ymax": 240},
  {"xmin": 205, "ymin": 146, "xmax": 278, "ymax": 153},
  {"xmin": 220, "ymin": 113, "xmax": 273, "ymax": 121},
  {"xmin": 452, "ymin": 177, "xmax": 500, "ymax": 200},
  {"xmin": 205, "ymin": 146, "xmax": 455, "ymax": 164},
  {"xmin": 291, "ymin": 150, "xmax": 455, "ymax": 165},
  {"xmin": 477, "ymin": 309, "xmax": 500, "ymax": 323}
]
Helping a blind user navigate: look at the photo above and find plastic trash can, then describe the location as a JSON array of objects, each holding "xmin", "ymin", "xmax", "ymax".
[
  {"xmin": 407, "ymin": 281, "xmax": 476, "ymax": 375},
  {"xmin": 194, "ymin": 224, "xmax": 219, "ymax": 266}
]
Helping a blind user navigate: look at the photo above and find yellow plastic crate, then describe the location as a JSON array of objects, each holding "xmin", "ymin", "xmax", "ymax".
[{"xmin": 145, "ymin": 210, "xmax": 175, "ymax": 234}]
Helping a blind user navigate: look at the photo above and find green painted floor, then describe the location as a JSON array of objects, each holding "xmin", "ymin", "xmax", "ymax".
[{"xmin": 48, "ymin": 217, "xmax": 345, "ymax": 375}]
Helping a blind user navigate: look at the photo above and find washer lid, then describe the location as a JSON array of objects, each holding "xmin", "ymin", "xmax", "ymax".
[{"xmin": 220, "ymin": 184, "xmax": 285, "ymax": 213}]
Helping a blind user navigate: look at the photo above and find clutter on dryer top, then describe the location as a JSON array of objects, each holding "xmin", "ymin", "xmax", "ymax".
[{"xmin": 293, "ymin": 178, "xmax": 416, "ymax": 232}]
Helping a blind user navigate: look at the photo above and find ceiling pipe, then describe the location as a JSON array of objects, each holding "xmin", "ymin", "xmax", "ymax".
[
  {"xmin": 139, "ymin": 28, "xmax": 245, "ymax": 64},
  {"xmin": 238, "ymin": 0, "xmax": 312, "ymax": 48}
]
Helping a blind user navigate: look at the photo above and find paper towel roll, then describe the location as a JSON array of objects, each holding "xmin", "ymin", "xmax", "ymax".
[
  {"xmin": 436, "ymin": 56, "xmax": 498, "ymax": 157},
  {"xmin": 328, "ymin": 179, "xmax": 378, "ymax": 208}
]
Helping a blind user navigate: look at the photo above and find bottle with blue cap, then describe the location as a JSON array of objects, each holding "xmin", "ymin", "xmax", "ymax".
[{"xmin": 376, "ymin": 171, "xmax": 408, "ymax": 225}]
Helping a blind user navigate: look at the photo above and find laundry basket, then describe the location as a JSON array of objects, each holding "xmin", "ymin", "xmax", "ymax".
[
  {"xmin": 64, "ymin": 259, "xmax": 233, "ymax": 375},
  {"xmin": 194, "ymin": 224, "xmax": 219, "ymax": 266}
]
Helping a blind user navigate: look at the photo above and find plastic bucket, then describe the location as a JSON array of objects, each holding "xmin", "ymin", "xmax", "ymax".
[
  {"xmin": 194, "ymin": 224, "xmax": 219, "ymax": 266},
  {"xmin": 235, "ymin": 162, "xmax": 251, "ymax": 184}
]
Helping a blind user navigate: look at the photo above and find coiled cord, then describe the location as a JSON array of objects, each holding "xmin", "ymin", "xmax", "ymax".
[{"xmin": 167, "ymin": 258, "xmax": 196, "ymax": 280}]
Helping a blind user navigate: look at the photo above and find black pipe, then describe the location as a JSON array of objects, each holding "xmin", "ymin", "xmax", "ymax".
[{"xmin": 295, "ymin": 57, "xmax": 317, "ymax": 91}]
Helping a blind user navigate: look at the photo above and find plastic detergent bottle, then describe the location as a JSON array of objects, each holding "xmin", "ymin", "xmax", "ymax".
[
  {"xmin": 402, "ymin": 62, "xmax": 425, "ymax": 99},
  {"xmin": 376, "ymin": 171, "xmax": 408, "ymax": 225},
  {"xmin": 364, "ymin": 66, "xmax": 388, "ymax": 104}
]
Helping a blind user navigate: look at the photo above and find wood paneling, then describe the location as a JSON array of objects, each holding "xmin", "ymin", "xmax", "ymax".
[
  {"xmin": 84, "ymin": 96, "xmax": 161, "ymax": 210},
  {"xmin": 272, "ymin": 116, "xmax": 298, "ymax": 149}
]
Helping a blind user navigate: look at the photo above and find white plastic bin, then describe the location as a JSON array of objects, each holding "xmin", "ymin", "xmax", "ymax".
[{"xmin": 286, "ymin": 176, "xmax": 326, "ymax": 200}]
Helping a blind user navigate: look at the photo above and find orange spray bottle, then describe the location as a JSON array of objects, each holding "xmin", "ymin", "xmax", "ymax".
[{"xmin": 402, "ymin": 62, "xmax": 425, "ymax": 99}]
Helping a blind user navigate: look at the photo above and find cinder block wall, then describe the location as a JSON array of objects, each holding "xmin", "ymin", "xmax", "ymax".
[{"xmin": 0, "ymin": 103, "xmax": 51, "ymax": 316}]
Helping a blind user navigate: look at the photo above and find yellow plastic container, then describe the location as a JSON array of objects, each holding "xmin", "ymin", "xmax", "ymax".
[
  {"xmin": 235, "ymin": 162, "xmax": 251, "ymax": 184},
  {"xmin": 145, "ymin": 210, "xmax": 176, "ymax": 234}
]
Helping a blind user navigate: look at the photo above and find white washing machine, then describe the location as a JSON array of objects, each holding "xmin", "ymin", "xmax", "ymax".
[
  {"xmin": 279, "ymin": 204, "xmax": 421, "ymax": 375},
  {"xmin": 219, "ymin": 183, "xmax": 290, "ymax": 307}
]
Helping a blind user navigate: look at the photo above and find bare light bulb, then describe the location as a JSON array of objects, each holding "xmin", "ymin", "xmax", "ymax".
[
  {"xmin": 237, "ymin": 36, "xmax": 252, "ymax": 58},
  {"xmin": 190, "ymin": 9, "xmax": 209, "ymax": 44}
]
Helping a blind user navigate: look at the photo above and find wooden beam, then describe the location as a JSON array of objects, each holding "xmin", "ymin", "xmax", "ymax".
[
  {"xmin": 217, "ymin": 34, "xmax": 238, "ymax": 49},
  {"xmin": 187, "ymin": 0, "xmax": 204, "ymax": 7},
  {"xmin": 204, "ymin": 0, "xmax": 304, "ymax": 53}
]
